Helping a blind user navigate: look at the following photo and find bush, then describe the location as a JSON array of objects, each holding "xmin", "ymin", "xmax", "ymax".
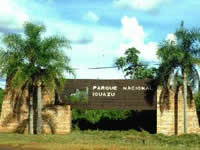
[
  {"xmin": 72, "ymin": 109, "xmax": 157, "ymax": 133},
  {"xmin": 72, "ymin": 109, "xmax": 131, "ymax": 124}
]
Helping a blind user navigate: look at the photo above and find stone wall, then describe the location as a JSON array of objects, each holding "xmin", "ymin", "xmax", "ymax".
[
  {"xmin": 157, "ymin": 87, "xmax": 200, "ymax": 135},
  {"xmin": 0, "ymin": 86, "xmax": 71, "ymax": 134},
  {"xmin": 1, "ymin": 83, "xmax": 200, "ymax": 135}
]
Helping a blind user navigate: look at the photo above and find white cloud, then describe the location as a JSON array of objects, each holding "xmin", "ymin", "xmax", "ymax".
[
  {"xmin": 117, "ymin": 16, "xmax": 158, "ymax": 62},
  {"xmin": 42, "ymin": 19, "xmax": 123, "ymax": 79},
  {"xmin": 83, "ymin": 11, "xmax": 100, "ymax": 23},
  {"xmin": 0, "ymin": 0, "xmax": 29, "ymax": 33},
  {"xmin": 121, "ymin": 16, "xmax": 145, "ymax": 44},
  {"xmin": 165, "ymin": 33, "xmax": 177, "ymax": 44},
  {"xmin": 113, "ymin": 0, "xmax": 169, "ymax": 11},
  {"xmin": 44, "ymin": 21, "xmax": 94, "ymax": 45}
]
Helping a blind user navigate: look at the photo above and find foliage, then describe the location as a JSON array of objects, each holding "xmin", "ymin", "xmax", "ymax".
[
  {"xmin": 0, "ymin": 22, "xmax": 74, "ymax": 90},
  {"xmin": 72, "ymin": 109, "xmax": 131, "ymax": 124},
  {"xmin": 156, "ymin": 21, "xmax": 200, "ymax": 89},
  {"xmin": 115, "ymin": 47, "xmax": 157, "ymax": 79},
  {"xmin": 72, "ymin": 110, "xmax": 157, "ymax": 133}
]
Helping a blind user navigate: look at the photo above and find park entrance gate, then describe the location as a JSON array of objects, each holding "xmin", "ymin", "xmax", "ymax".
[
  {"xmin": 0, "ymin": 79, "xmax": 199, "ymax": 135},
  {"xmin": 59, "ymin": 79, "xmax": 200, "ymax": 135}
]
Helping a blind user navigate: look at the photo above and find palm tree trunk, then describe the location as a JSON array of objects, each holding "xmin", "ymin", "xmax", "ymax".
[
  {"xmin": 183, "ymin": 71, "xmax": 187, "ymax": 134},
  {"xmin": 37, "ymin": 81, "xmax": 42, "ymax": 134},
  {"xmin": 29, "ymin": 88, "xmax": 34, "ymax": 134}
]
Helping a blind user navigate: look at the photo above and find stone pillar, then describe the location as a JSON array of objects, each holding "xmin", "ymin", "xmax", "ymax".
[
  {"xmin": 157, "ymin": 87, "xmax": 200, "ymax": 135},
  {"xmin": 0, "ymin": 86, "xmax": 71, "ymax": 134},
  {"xmin": 42, "ymin": 105, "xmax": 72, "ymax": 134}
]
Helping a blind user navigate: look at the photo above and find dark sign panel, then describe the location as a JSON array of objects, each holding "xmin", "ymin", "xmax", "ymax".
[{"xmin": 59, "ymin": 79, "xmax": 157, "ymax": 110}]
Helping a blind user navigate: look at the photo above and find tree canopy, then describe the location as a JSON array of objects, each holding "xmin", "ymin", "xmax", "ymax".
[
  {"xmin": 115, "ymin": 47, "xmax": 157, "ymax": 79},
  {"xmin": 0, "ymin": 22, "xmax": 74, "ymax": 89},
  {"xmin": 157, "ymin": 22, "xmax": 200, "ymax": 89}
]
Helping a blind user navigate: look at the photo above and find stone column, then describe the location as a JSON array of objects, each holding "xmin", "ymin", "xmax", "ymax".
[
  {"xmin": 0, "ymin": 86, "xmax": 72, "ymax": 134},
  {"xmin": 157, "ymin": 87, "xmax": 200, "ymax": 135}
]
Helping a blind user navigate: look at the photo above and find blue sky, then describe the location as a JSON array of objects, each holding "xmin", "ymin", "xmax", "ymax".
[{"xmin": 0, "ymin": 0, "xmax": 200, "ymax": 86}]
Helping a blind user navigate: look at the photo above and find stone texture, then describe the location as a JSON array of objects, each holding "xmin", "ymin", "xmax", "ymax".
[
  {"xmin": 0, "ymin": 85, "xmax": 71, "ymax": 134},
  {"xmin": 157, "ymin": 87, "xmax": 200, "ymax": 135}
]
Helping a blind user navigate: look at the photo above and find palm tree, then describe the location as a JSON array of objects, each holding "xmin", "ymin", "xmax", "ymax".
[
  {"xmin": 0, "ymin": 22, "xmax": 74, "ymax": 134},
  {"xmin": 157, "ymin": 21, "xmax": 200, "ymax": 133}
]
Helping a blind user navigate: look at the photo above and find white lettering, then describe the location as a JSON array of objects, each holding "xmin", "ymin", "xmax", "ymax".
[
  {"xmin": 103, "ymin": 92, "xmax": 107, "ymax": 96},
  {"xmin": 112, "ymin": 86, "xmax": 117, "ymax": 90},
  {"xmin": 92, "ymin": 92, "xmax": 116, "ymax": 97},
  {"xmin": 111, "ymin": 92, "xmax": 115, "ymax": 96},
  {"xmin": 122, "ymin": 86, "xmax": 152, "ymax": 91}
]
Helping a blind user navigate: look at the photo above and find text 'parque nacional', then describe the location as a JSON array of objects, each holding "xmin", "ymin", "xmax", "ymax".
[{"xmin": 92, "ymin": 85, "xmax": 153, "ymax": 97}]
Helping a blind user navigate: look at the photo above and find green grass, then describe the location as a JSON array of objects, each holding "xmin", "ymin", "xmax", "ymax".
[{"xmin": 0, "ymin": 130, "xmax": 200, "ymax": 150}]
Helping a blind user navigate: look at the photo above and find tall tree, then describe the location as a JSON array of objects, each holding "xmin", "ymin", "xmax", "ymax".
[
  {"xmin": 115, "ymin": 47, "xmax": 157, "ymax": 79},
  {"xmin": 0, "ymin": 22, "xmax": 74, "ymax": 134},
  {"xmin": 157, "ymin": 21, "xmax": 200, "ymax": 133}
]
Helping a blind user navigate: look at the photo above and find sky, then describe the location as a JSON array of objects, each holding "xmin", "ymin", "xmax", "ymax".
[{"xmin": 0, "ymin": 0, "xmax": 200, "ymax": 88}]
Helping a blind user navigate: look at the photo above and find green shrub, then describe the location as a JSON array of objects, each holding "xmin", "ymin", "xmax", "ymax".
[{"xmin": 72, "ymin": 109, "xmax": 131, "ymax": 124}]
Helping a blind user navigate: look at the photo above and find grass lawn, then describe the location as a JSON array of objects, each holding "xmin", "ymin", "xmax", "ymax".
[{"xmin": 0, "ymin": 130, "xmax": 200, "ymax": 150}]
